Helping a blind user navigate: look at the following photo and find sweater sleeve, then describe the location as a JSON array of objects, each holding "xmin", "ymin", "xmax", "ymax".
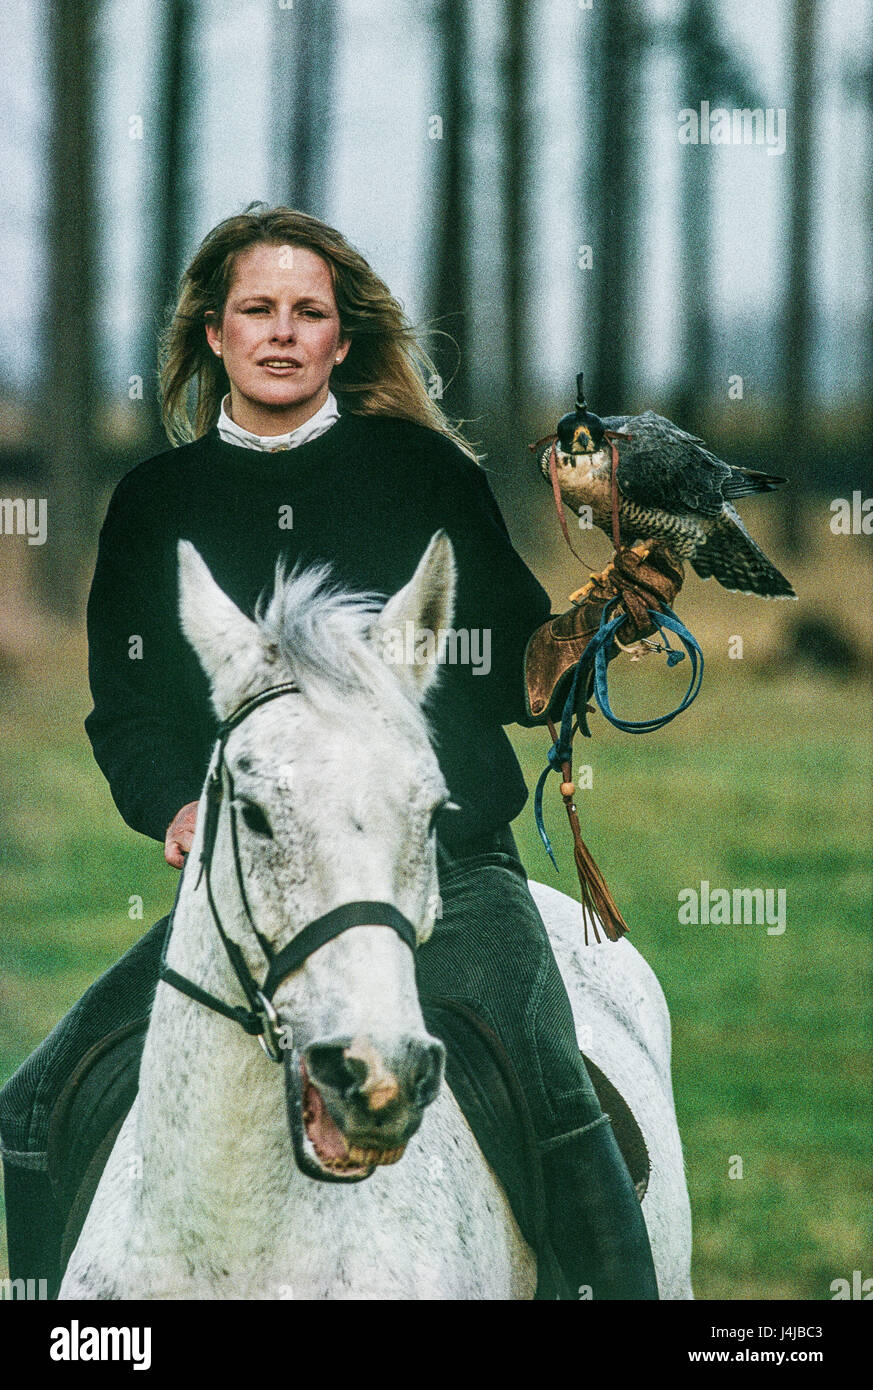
[
  {"xmin": 435, "ymin": 460, "xmax": 552, "ymax": 728},
  {"xmin": 84, "ymin": 477, "xmax": 211, "ymax": 842}
]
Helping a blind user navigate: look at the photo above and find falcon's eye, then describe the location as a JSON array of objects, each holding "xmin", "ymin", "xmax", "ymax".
[{"xmin": 240, "ymin": 801, "xmax": 273, "ymax": 839}]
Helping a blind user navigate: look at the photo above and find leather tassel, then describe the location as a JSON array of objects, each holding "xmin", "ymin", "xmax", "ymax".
[
  {"xmin": 569, "ymin": 815, "xmax": 629, "ymax": 943},
  {"xmin": 547, "ymin": 718, "xmax": 629, "ymax": 944}
]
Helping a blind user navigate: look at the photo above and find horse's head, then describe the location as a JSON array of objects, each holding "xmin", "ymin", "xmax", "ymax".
[{"xmin": 177, "ymin": 532, "xmax": 458, "ymax": 1182}]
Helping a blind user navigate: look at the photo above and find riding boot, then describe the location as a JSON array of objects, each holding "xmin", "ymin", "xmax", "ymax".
[
  {"xmin": 539, "ymin": 1114, "xmax": 660, "ymax": 1300},
  {"xmin": 2, "ymin": 1161, "xmax": 64, "ymax": 1299}
]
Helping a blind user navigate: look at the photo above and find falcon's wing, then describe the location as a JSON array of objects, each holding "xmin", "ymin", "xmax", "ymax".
[{"xmin": 602, "ymin": 410, "xmax": 731, "ymax": 518}]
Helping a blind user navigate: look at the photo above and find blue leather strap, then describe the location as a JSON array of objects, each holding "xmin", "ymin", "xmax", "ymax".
[{"xmin": 534, "ymin": 600, "xmax": 704, "ymax": 869}]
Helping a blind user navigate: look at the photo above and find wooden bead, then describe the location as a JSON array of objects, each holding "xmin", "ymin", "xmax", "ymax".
[{"xmin": 560, "ymin": 781, "xmax": 575, "ymax": 797}]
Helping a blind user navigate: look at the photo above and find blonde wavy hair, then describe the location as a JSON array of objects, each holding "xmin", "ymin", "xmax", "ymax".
[{"xmin": 158, "ymin": 203, "xmax": 477, "ymax": 459}]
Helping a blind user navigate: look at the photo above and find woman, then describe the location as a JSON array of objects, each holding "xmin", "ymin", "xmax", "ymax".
[{"xmin": 1, "ymin": 205, "xmax": 666, "ymax": 1299}]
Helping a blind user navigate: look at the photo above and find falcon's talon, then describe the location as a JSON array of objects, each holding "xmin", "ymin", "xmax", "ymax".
[{"xmin": 569, "ymin": 582, "xmax": 595, "ymax": 605}]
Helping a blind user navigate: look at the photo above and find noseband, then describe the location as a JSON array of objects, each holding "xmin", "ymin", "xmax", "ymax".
[{"xmin": 159, "ymin": 682, "xmax": 419, "ymax": 1062}]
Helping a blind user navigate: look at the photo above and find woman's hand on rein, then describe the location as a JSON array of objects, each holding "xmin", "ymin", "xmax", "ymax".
[{"xmin": 165, "ymin": 801, "xmax": 199, "ymax": 869}]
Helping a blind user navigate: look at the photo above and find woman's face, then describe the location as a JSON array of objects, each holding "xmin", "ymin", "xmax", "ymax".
[{"xmin": 204, "ymin": 242, "xmax": 350, "ymax": 435}]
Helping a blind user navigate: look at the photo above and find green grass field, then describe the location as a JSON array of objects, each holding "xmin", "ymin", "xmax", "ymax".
[{"xmin": 1, "ymin": 650, "xmax": 870, "ymax": 1299}]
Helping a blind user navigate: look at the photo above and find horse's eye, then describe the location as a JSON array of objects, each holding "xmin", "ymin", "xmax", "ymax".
[
  {"xmin": 240, "ymin": 801, "xmax": 273, "ymax": 838},
  {"xmin": 428, "ymin": 798, "xmax": 460, "ymax": 837}
]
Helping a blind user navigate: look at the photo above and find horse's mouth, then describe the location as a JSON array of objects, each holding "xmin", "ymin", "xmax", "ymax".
[
  {"xmin": 302, "ymin": 1060, "xmax": 408, "ymax": 1174},
  {"xmin": 285, "ymin": 1053, "xmax": 407, "ymax": 1183}
]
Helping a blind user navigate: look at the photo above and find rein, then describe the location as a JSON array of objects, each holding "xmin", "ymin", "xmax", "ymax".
[{"xmin": 159, "ymin": 681, "xmax": 418, "ymax": 1062}]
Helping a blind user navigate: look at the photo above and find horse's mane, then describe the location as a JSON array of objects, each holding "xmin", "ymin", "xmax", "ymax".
[{"xmin": 254, "ymin": 560, "xmax": 432, "ymax": 728}]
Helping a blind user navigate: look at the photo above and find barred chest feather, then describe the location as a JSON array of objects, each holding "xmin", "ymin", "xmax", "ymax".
[{"xmin": 616, "ymin": 498, "xmax": 705, "ymax": 558}]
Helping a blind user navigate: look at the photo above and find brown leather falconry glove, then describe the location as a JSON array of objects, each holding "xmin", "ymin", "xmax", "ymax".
[{"xmin": 524, "ymin": 540, "xmax": 685, "ymax": 724}]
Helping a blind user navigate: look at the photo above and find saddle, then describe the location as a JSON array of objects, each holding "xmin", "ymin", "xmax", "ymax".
[{"xmin": 47, "ymin": 944, "xmax": 650, "ymax": 1301}]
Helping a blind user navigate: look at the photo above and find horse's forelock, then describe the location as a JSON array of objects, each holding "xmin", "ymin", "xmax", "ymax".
[{"xmin": 254, "ymin": 560, "xmax": 428, "ymax": 730}]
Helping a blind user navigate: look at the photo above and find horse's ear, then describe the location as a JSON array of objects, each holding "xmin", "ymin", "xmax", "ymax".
[
  {"xmin": 372, "ymin": 530, "xmax": 457, "ymax": 697},
  {"xmin": 177, "ymin": 541, "xmax": 271, "ymax": 716}
]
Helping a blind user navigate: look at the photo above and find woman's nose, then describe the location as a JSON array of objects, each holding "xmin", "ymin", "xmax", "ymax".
[{"xmin": 270, "ymin": 314, "xmax": 297, "ymax": 342}]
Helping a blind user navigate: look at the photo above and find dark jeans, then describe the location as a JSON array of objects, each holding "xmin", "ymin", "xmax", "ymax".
[{"xmin": 0, "ymin": 826, "xmax": 603, "ymax": 1168}]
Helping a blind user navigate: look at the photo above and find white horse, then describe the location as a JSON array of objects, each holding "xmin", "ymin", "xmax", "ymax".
[{"xmin": 60, "ymin": 532, "xmax": 692, "ymax": 1300}]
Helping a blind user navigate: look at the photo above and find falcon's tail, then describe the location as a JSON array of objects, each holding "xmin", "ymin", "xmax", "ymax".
[{"xmin": 693, "ymin": 507, "xmax": 796, "ymax": 598}]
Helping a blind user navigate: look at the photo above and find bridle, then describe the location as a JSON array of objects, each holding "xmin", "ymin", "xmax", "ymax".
[{"xmin": 159, "ymin": 681, "xmax": 419, "ymax": 1063}]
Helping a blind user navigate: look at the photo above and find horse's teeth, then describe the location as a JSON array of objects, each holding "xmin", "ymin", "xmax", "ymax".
[
  {"xmin": 345, "ymin": 1143, "xmax": 406, "ymax": 1166},
  {"xmin": 314, "ymin": 1141, "xmax": 408, "ymax": 1172}
]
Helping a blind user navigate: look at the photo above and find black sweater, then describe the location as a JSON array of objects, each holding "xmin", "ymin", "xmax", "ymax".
[{"xmin": 84, "ymin": 412, "xmax": 552, "ymax": 848}]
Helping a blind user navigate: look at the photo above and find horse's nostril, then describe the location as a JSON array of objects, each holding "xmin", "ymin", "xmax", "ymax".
[
  {"xmin": 307, "ymin": 1037, "xmax": 445, "ymax": 1113},
  {"xmin": 412, "ymin": 1042, "xmax": 445, "ymax": 1107},
  {"xmin": 306, "ymin": 1043, "xmax": 367, "ymax": 1097}
]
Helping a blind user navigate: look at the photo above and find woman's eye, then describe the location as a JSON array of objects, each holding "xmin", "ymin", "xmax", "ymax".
[{"xmin": 240, "ymin": 801, "xmax": 273, "ymax": 838}]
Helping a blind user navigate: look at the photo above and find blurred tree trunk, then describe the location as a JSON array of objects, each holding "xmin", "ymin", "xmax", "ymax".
[
  {"xmin": 35, "ymin": 0, "xmax": 100, "ymax": 618},
  {"xmin": 864, "ymin": 32, "xmax": 873, "ymax": 468},
  {"xmin": 429, "ymin": 0, "xmax": 472, "ymax": 421},
  {"xmin": 280, "ymin": 0, "xmax": 337, "ymax": 217},
  {"xmin": 149, "ymin": 0, "xmax": 194, "ymax": 450},
  {"xmin": 676, "ymin": 1, "xmax": 715, "ymax": 431},
  {"xmin": 504, "ymin": 0, "xmax": 530, "ymax": 415},
  {"xmin": 675, "ymin": 0, "xmax": 762, "ymax": 431},
  {"xmin": 588, "ymin": 2, "xmax": 637, "ymax": 414},
  {"xmin": 780, "ymin": 0, "xmax": 816, "ymax": 553},
  {"xmin": 841, "ymin": 22, "xmax": 873, "ymax": 469}
]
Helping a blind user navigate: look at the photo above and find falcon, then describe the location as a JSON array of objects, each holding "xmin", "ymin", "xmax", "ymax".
[{"xmin": 537, "ymin": 374, "xmax": 796, "ymax": 599}]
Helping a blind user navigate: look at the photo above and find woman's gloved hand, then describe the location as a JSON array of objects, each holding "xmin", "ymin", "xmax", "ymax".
[
  {"xmin": 164, "ymin": 801, "xmax": 199, "ymax": 869},
  {"xmin": 523, "ymin": 540, "xmax": 684, "ymax": 724}
]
